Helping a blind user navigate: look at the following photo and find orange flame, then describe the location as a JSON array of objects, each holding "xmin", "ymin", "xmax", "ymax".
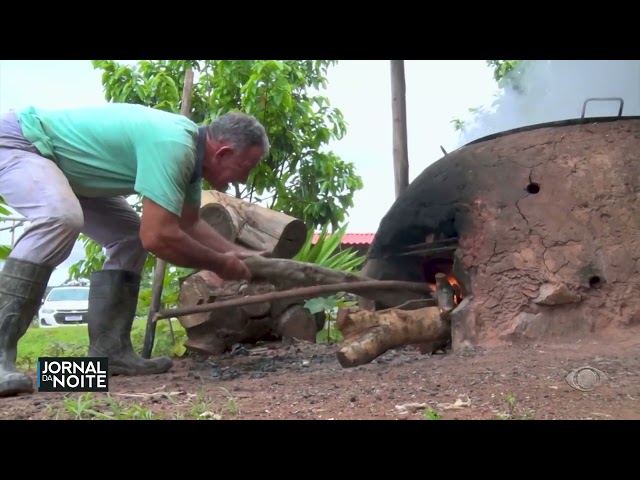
[
  {"xmin": 446, "ymin": 274, "xmax": 460, "ymax": 290},
  {"xmin": 428, "ymin": 274, "xmax": 463, "ymax": 305}
]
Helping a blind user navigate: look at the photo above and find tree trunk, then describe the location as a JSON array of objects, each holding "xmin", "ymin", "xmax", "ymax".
[
  {"xmin": 334, "ymin": 305, "xmax": 451, "ymax": 368},
  {"xmin": 200, "ymin": 190, "xmax": 308, "ymax": 259}
]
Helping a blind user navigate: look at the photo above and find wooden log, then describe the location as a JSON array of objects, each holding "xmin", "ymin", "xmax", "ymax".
[
  {"xmin": 335, "ymin": 305, "xmax": 451, "ymax": 368},
  {"xmin": 200, "ymin": 203, "xmax": 237, "ymax": 242},
  {"xmin": 275, "ymin": 304, "xmax": 319, "ymax": 343},
  {"xmin": 200, "ymin": 190, "xmax": 308, "ymax": 259},
  {"xmin": 176, "ymin": 272, "xmax": 325, "ymax": 354},
  {"xmin": 176, "ymin": 271, "xmax": 271, "ymax": 328}
]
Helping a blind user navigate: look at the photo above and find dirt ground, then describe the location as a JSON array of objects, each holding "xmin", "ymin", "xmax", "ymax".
[{"xmin": 2, "ymin": 327, "xmax": 639, "ymax": 420}]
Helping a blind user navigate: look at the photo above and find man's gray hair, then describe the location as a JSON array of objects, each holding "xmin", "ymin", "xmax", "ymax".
[{"xmin": 206, "ymin": 111, "xmax": 270, "ymax": 157}]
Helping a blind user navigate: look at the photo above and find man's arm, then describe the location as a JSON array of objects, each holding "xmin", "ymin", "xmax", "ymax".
[
  {"xmin": 139, "ymin": 197, "xmax": 251, "ymax": 280},
  {"xmin": 132, "ymin": 128, "xmax": 255, "ymax": 274},
  {"xmin": 179, "ymin": 203, "xmax": 266, "ymax": 258}
]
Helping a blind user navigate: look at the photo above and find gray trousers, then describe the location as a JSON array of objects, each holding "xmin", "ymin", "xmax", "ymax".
[{"xmin": 0, "ymin": 110, "xmax": 147, "ymax": 275}]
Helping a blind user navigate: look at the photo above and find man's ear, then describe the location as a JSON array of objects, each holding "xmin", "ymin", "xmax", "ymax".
[{"xmin": 214, "ymin": 145, "xmax": 233, "ymax": 161}]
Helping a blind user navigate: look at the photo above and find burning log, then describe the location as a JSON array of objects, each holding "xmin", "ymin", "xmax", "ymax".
[{"xmin": 200, "ymin": 190, "xmax": 308, "ymax": 259}]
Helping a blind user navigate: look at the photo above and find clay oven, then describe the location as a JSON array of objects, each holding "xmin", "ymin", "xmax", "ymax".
[{"xmin": 362, "ymin": 100, "xmax": 640, "ymax": 350}]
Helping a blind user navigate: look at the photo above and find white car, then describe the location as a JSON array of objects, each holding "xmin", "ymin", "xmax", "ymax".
[{"xmin": 39, "ymin": 285, "xmax": 90, "ymax": 327}]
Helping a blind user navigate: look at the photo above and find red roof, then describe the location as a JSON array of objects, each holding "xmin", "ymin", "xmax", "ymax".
[{"xmin": 312, "ymin": 233, "xmax": 375, "ymax": 245}]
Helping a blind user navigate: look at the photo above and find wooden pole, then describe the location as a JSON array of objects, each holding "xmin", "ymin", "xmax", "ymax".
[
  {"xmin": 390, "ymin": 60, "xmax": 409, "ymax": 198},
  {"xmin": 141, "ymin": 66, "xmax": 195, "ymax": 359}
]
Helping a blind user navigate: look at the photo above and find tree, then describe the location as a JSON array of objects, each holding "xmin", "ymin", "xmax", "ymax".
[
  {"xmin": 90, "ymin": 60, "xmax": 362, "ymax": 228},
  {"xmin": 66, "ymin": 60, "xmax": 363, "ymax": 313},
  {"xmin": 485, "ymin": 60, "xmax": 527, "ymax": 92},
  {"xmin": 450, "ymin": 60, "xmax": 527, "ymax": 134}
]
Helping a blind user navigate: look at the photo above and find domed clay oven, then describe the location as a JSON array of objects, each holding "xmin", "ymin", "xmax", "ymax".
[{"xmin": 362, "ymin": 100, "xmax": 640, "ymax": 350}]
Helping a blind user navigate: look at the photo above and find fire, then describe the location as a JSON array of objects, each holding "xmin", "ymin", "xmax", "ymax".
[
  {"xmin": 446, "ymin": 273, "xmax": 460, "ymax": 290},
  {"xmin": 428, "ymin": 273, "xmax": 463, "ymax": 305}
]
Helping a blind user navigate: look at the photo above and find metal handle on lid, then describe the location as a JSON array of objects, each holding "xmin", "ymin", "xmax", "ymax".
[{"xmin": 581, "ymin": 97, "xmax": 624, "ymax": 118}]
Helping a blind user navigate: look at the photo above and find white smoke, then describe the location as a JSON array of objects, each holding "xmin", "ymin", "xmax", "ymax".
[{"xmin": 454, "ymin": 60, "xmax": 640, "ymax": 147}]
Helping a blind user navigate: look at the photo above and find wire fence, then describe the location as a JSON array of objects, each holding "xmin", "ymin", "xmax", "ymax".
[{"xmin": 0, "ymin": 216, "xmax": 27, "ymax": 247}]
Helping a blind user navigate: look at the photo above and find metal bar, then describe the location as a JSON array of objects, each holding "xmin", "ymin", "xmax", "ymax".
[
  {"xmin": 404, "ymin": 237, "xmax": 458, "ymax": 249},
  {"xmin": 152, "ymin": 280, "xmax": 434, "ymax": 325},
  {"xmin": 391, "ymin": 245, "xmax": 458, "ymax": 258},
  {"xmin": 0, "ymin": 225, "xmax": 25, "ymax": 233}
]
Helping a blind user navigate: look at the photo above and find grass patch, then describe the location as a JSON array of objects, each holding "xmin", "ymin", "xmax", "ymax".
[
  {"xmin": 496, "ymin": 393, "xmax": 534, "ymax": 420},
  {"xmin": 47, "ymin": 387, "xmax": 239, "ymax": 420},
  {"xmin": 17, "ymin": 318, "xmax": 187, "ymax": 371}
]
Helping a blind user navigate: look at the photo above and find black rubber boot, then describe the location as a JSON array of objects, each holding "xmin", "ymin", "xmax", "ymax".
[
  {"xmin": 0, "ymin": 258, "xmax": 53, "ymax": 397},
  {"xmin": 87, "ymin": 269, "xmax": 173, "ymax": 376}
]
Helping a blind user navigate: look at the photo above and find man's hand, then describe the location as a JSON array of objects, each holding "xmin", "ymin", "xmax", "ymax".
[
  {"xmin": 140, "ymin": 198, "xmax": 234, "ymax": 272},
  {"xmin": 218, "ymin": 252, "xmax": 252, "ymax": 281}
]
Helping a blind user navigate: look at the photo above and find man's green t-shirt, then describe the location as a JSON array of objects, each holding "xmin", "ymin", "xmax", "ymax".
[{"xmin": 17, "ymin": 103, "xmax": 203, "ymax": 217}]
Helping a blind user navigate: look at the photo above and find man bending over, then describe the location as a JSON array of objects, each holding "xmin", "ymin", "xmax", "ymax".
[{"xmin": 0, "ymin": 102, "xmax": 270, "ymax": 397}]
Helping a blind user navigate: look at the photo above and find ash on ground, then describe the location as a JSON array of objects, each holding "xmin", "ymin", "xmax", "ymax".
[{"xmin": 185, "ymin": 341, "xmax": 444, "ymax": 382}]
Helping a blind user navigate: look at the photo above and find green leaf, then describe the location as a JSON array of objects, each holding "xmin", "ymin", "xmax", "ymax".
[
  {"xmin": 0, "ymin": 245, "xmax": 12, "ymax": 260},
  {"xmin": 172, "ymin": 343, "xmax": 187, "ymax": 357},
  {"xmin": 303, "ymin": 297, "xmax": 329, "ymax": 314}
]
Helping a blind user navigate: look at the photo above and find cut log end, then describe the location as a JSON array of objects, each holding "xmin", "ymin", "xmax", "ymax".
[
  {"xmin": 200, "ymin": 203, "xmax": 237, "ymax": 242},
  {"xmin": 273, "ymin": 220, "xmax": 309, "ymax": 258},
  {"xmin": 200, "ymin": 190, "xmax": 308, "ymax": 259},
  {"xmin": 176, "ymin": 272, "xmax": 327, "ymax": 355},
  {"xmin": 276, "ymin": 304, "xmax": 318, "ymax": 343}
]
